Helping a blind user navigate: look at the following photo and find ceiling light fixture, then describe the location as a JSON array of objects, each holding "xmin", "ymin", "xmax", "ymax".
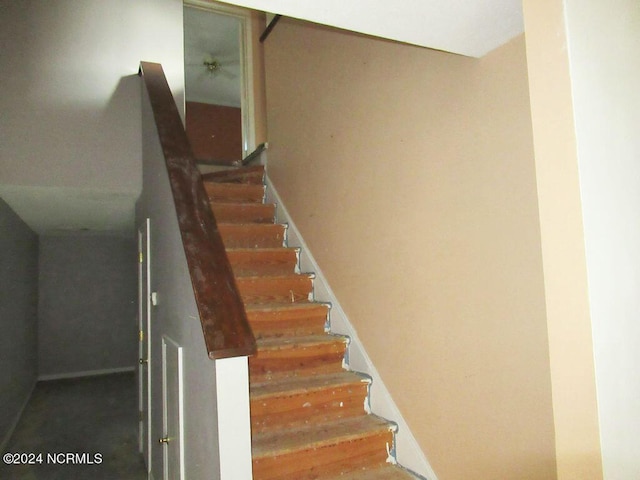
[{"xmin": 203, "ymin": 57, "xmax": 222, "ymax": 74}]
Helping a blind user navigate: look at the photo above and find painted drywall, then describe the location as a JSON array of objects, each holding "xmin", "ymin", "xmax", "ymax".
[
  {"xmin": 186, "ymin": 102, "xmax": 242, "ymax": 163},
  {"xmin": 264, "ymin": 19, "xmax": 555, "ymax": 479},
  {"xmin": 136, "ymin": 82, "xmax": 252, "ymax": 479},
  {"xmin": 521, "ymin": 1, "xmax": 604, "ymax": 478},
  {"xmin": 37, "ymin": 233, "xmax": 137, "ymax": 378},
  {"xmin": 0, "ymin": 0, "xmax": 184, "ymax": 233},
  {"xmin": 563, "ymin": 0, "xmax": 640, "ymax": 477},
  {"xmin": 216, "ymin": 0, "xmax": 523, "ymax": 57},
  {"xmin": 0, "ymin": 199, "xmax": 38, "ymax": 449}
]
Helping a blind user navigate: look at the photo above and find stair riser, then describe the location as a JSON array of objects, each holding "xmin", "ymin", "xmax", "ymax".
[
  {"xmin": 250, "ymin": 342, "xmax": 347, "ymax": 382},
  {"xmin": 201, "ymin": 165, "xmax": 265, "ymax": 184},
  {"xmin": 252, "ymin": 429, "xmax": 393, "ymax": 480},
  {"xmin": 227, "ymin": 249, "xmax": 298, "ymax": 277},
  {"xmin": 251, "ymin": 382, "xmax": 369, "ymax": 434},
  {"xmin": 204, "ymin": 183, "xmax": 265, "ymax": 203},
  {"xmin": 247, "ymin": 308, "xmax": 328, "ymax": 339},
  {"xmin": 218, "ymin": 224, "xmax": 286, "ymax": 249},
  {"xmin": 211, "ymin": 203, "xmax": 275, "ymax": 224},
  {"xmin": 236, "ymin": 276, "xmax": 313, "ymax": 304}
]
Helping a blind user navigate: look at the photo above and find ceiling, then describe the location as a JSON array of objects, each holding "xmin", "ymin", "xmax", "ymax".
[
  {"xmin": 184, "ymin": 6, "xmax": 242, "ymax": 107},
  {"xmin": 216, "ymin": 0, "xmax": 524, "ymax": 57}
]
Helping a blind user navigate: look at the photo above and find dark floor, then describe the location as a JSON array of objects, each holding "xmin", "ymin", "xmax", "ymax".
[{"xmin": 1, "ymin": 372, "xmax": 147, "ymax": 480}]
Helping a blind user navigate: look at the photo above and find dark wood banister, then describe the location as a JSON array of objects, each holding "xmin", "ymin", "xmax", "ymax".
[
  {"xmin": 241, "ymin": 142, "xmax": 267, "ymax": 166},
  {"xmin": 139, "ymin": 61, "xmax": 256, "ymax": 360},
  {"xmin": 260, "ymin": 14, "xmax": 282, "ymax": 43}
]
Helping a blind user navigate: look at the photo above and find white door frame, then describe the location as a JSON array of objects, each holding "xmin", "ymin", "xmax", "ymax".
[
  {"xmin": 161, "ymin": 335, "xmax": 185, "ymax": 480},
  {"xmin": 183, "ymin": 0, "xmax": 257, "ymax": 158},
  {"xmin": 137, "ymin": 218, "xmax": 152, "ymax": 474}
]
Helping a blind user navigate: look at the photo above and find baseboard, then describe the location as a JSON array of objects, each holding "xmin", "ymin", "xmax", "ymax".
[
  {"xmin": 1, "ymin": 380, "xmax": 37, "ymax": 453},
  {"xmin": 37, "ymin": 366, "xmax": 136, "ymax": 382},
  {"xmin": 265, "ymin": 175, "xmax": 437, "ymax": 480}
]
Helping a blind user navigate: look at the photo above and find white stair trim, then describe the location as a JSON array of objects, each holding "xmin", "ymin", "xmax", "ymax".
[{"xmin": 265, "ymin": 175, "xmax": 437, "ymax": 480}]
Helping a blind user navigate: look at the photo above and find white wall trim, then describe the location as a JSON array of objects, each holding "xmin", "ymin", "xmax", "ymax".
[
  {"xmin": 0, "ymin": 380, "xmax": 37, "ymax": 453},
  {"xmin": 215, "ymin": 356, "xmax": 253, "ymax": 480},
  {"xmin": 38, "ymin": 366, "xmax": 136, "ymax": 382},
  {"xmin": 265, "ymin": 175, "xmax": 437, "ymax": 480}
]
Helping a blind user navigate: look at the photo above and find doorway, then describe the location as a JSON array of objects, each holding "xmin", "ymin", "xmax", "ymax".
[{"xmin": 183, "ymin": 1, "xmax": 255, "ymax": 165}]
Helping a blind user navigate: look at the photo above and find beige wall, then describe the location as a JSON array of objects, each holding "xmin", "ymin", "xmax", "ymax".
[
  {"xmin": 264, "ymin": 19, "xmax": 555, "ymax": 479},
  {"xmin": 522, "ymin": 1, "xmax": 603, "ymax": 478}
]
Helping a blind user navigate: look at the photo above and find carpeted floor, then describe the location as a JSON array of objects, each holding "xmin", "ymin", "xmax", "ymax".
[{"xmin": 1, "ymin": 372, "xmax": 147, "ymax": 479}]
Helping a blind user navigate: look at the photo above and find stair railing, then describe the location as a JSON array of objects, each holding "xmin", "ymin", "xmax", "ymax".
[{"xmin": 139, "ymin": 61, "xmax": 256, "ymax": 360}]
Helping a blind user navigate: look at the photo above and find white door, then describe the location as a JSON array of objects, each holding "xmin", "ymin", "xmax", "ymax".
[
  {"xmin": 137, "ymin": 219, "xmax": 152, "ymax": 470},
  {"xmin": 161, "ymin": 335, "xmax": 185, "ymax": 480}
]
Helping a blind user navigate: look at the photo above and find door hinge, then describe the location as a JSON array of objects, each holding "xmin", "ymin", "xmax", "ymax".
[
  {"xmin": 138, "ymin": 330, "xmax": 144, "ymax": 342},
  {"xmin": 138, "ymin": 251, "xmax": 143, "ymax": 263}
]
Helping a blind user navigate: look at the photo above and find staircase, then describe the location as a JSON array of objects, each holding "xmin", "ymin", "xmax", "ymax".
[{"xmin": 203, "ymin": 165, "xmax": 420, "ymax": 480}]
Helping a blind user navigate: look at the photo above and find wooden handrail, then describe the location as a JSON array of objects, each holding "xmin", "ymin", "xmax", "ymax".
[
  {"xmin": 260, "ymin": 14, "xmax": 282, "ymax": 43},
  {"xmin": 139, "ymin": 61, "xmax": 256, "ymax": 360},
  {"xmin": 241, "ymin": 142, "xmax": 267, "ymax": 166}
]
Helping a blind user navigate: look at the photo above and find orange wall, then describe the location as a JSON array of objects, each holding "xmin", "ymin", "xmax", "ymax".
[
  {"xmin": 264, "ymin": 18, "xmax": 556, "ymax": 479},
  {"xmin": 186, "ymin": 101, "xmax": 242, "ymax": 164}
]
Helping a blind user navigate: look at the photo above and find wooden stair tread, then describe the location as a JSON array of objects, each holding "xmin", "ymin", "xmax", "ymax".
[
  {"xmin": 251, "ymin": 371, "xmax": 369, "ymax": 397},
  {"xmin": 226, "ymin": 247, "xmax": 298, "ymax": 254},
  {"xmin": 244, "ymin": 301, "xmax": 328, "ymax": 313},
  {"xmin": 236, "ymin": 273, "xmax": 314, "ymax": 304},
  {"xmin": 332, "ymin": 465, "xmax": 421, "ymax": 480},
  {"xmin": 226, "ymin": 246, "xmax": 298, "ymax": 258},
  {"xmin": 210, "ymin": 200, "xmax": 270, "ymax": 206},
  {"xmin": 218, "ymin": 222, "xmax": 285, "ymax": 228},
  {"xmin": 252, "ymin": 415, "xmax": 394, "ymax": 458},
  {"xmin": 256, "ymin": 333, "xmax": 347, "ymax": 350},
  {"xmin": 204, "ymin": 182, "xmax": 265, "ymax": 203},
  {"xmin": 226, "ymin": 247, "xmax": 299, "ymax": 276},
  {"xmin": 250, "ymin": 370, "xmax": 371, "ymax": 436},
  {"xmin": 250, "ymin": 333, "xmax": 347, "ymax": 381},
  {"xmin": 234, "ymin": 272, "xmax": 314, "ymax": 281},
  {"xmin": 245, "ymin": 302, "xmax": 329, "ymax": 339},
  {"xmin": 218, "ymin": 223, "xmax": 286, "ymax": 248},
  {"xmin": 210, "ymin": 202, "xmax": 275, "ymax": 224},
  {"xmin": 201, "ymin": 165, "xmax": 265, "ymax": 184}
]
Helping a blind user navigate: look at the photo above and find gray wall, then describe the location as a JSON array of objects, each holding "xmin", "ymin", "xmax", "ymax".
[
  {"xmin": 136, "ymin": 81, "xmax": 222, "ymax": 479},
  {"xmin": 0, "ymin": 198, "xmax": 38, "ymax": 448},
  {"xmin": 38, "ymin": 233, "xmax": 137, "ymax": 377},
  {"xmin": 0, "ymin": 0, "xmax": 185, "ymax": 233}
]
